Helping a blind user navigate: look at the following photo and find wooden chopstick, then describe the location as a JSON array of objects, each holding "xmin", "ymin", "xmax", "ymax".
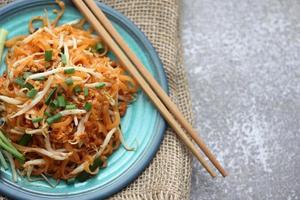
[
  {"xmin": 72, "ymin": 0, "xmax": 217, "ymax": 177},
  {"xmin": 84, "ymin": 0, "xmax": 228, "ymax": 177}
]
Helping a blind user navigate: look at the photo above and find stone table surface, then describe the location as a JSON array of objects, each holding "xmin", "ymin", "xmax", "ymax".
[{"xmin": 182, "ymin": 0, "xmax": 300, "ymax": 199}]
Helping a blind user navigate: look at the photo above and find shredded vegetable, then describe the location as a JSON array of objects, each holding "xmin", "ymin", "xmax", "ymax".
[
  {"xmin": 0, "ymin": 131, "xmax": 24, "ymax": 161},
  {"xmin": 3, "ymin": 150, "xmax": 18, "ymax": 182},
  {"xmin": 0, "ymin": 95, "xmax": 23, "ymax": 105},
  {"xmin": 0, "ymin": 150, "xmax": 8, "ymax": 170}
]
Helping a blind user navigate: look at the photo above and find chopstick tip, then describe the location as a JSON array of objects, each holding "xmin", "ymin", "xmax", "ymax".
[{"xmin": 222, "ymin": 170, "xmax": 229, "ymax": 177}]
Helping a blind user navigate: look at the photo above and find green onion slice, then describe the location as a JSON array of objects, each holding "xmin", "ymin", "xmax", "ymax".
[
  {"xmin": 61, "ymin": 54, "xmax": 67, "ymax": 65},
  {"xmin": 46, "ymin": 113, "xmax": 62, "ymax": 124},
  {"xmin": 45, "ymin": 50, "xmax": 53, "ymax": 61},
  {"xmin": 73, "ymin": 85, "xmax": 81, "ymax": 94},
  {"xmin": 18, "ymin": 134, "xmax": 32, "ymax": 146},
  {"xmin": 64, "ymin": 68, "xmax": 75, "ymax": 74},
  {"xmin": 27, "ymin": 88, "xmax": 37, "ymax": 99},
  {"xmin": 44, "ymin": 111, "xmax": 52, "ymax": 117},
  {"xmin": 95, "ymin": 43, "xmax": 104, "ymax": 53},
  {"xmin": 95, "ymin": 82, "xmax": 106, "ymax": 89},
  {"xmin": 65, "ymin": 77, "xmax": 73, "ymax": 86},
  {"xmin": 50, "ymin": 99, "xmax": 58, "ymax": 109},
  {"xmin": 15, "ymin": 77, "xmax": 25, "ymax": 87},
  {"xmin": 84, "ymin": 102, "xmax": 92, "ymax": 111},
  {"xmin": 76, "ymin": 157, "xmax": 102, "ymax": 182},
  {"xmin": 33, "ymin": 76, "xmax": 46, "ymax": 81},
  {"xmin": 45, "ymin": 87, "xmax": 57, "ymax": 105},
  {"xmin": 0, "ymin": 131, "xmax": 25, "ymax": 161},
  {"xmin": 57, "ymin": 95, "xmax": 66, "ymax": 108},
  {"xmin": 32, "ymin": 117, "xmax": 43, "ymax": 123},
  {"xmin": 0, "ymin": 150, "xmax": 8, "ymax": 170},
  {"xmin": 66, "ymin": 177, "xmax": 76, "ymax": 184},
  {"xmin": 65, "ymin": 104, "xmax": 77, "ymax": 110},
  {"xmin": 83, "ymin": 87, "xmax": 88, "ymax": 97},
  {"xmin": 15, "ymin": 77, "xmax": 34, "ymax": 90}
]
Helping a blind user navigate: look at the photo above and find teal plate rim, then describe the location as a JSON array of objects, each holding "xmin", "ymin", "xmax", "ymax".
[{"xmin": 0, "ymin": 0, "xmax": 168, "ymax": 199}]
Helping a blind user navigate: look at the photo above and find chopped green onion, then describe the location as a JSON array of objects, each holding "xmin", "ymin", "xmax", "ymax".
[
  {"xmin": 0, "ymin": 131, "xmax": 25, "ymax": 161},
  {"xmin": 45, "ymin": 50, "xmax": 52, "ymax": 61},
  {"xmin": 23, "ymin": 72, "xmax": 33, "ymax": 79},
  {"xmin": 65, "ymin": 104, "xmax": 77, "ymax": 110},
  {"xmin": 45, "ymin": 87, "xmax": 57, "ymax": 105},
  {"xmin": 15, "ymin": 77, "xmax": 25, "ymax": 86},
  {"xmin": 31, "ymin": 117, "xmax": 43, "ymax": 123},
  {"xmin": 23, "ymin": 81, "xmax": 34, "ymax": 90},
  {"xmin": 61, "ymin": 54, "xmax": 67, "ymax": 65},
  {"xmin": 44, "ymin": 111, "xmax": 52, "ymax": 117},
  {"xmin": 24, "ymin": 82, "xmax": 34, "ymax": 90},
  {"xmin": 0, "ymin": 131, "xmax": 15, "ymax": 149},
  {"xmin": 76, "ymin": 157, "xmax": 102, "ymax": 182},
  {"xmin": 84, "ymin": 102, "xmax": 92, "ymax": 111},
  {"xmin": 0, "ymin": 29, "xmax": 8, "ymax": 65},
  {"xmin": 66, "ymin": 177, "xmax": 76, "ymax": 184},
  {"xmin": 95, "ymin": 43, "xmax": 105, "ymax": 53},
  {"xmin": 46, "ymin": 113, "xmax": 62, "ymax": 124},
  {"xmin": 57, "ymin": 95, "xmax": 66, "ymax": 108},
  {"xmin": 27, "ymin": 88, "xmax": 37, "ymax": 99},
  {"xmin": 95, "ymin": 82, "xmax": 106, "ymax": 89},
  {"xmin": 18, "ymin": 134, "xmax": 32, "ymax": 146},
  {"xmin": 76, "ymin": 172, "xmax": 88, "ymax": 182},
  {"xmin": 0, "ymin": 150, "xmax": 8, "ymax": 170},
  {"xmin": 33, "ymin": 76, "xmax": 46, "ymax": 81},
  {"xmin": 65, "ymin": 77, "xmax": 73, "ymax": 86},
  {"xmin": 83, "ymin": 87, "xmax": 88, "ymax": 97},
  {"xmin": 64, "ymin": 68, "xmax": 75, "ymax": 74},
  {"xmin": 50, "ymin": 99, "xmax": 58, "ymax": 109},
  {"xmin": 91, "ymin": 157, "xmax": 102, "ymax": 170},
  {"xmin": 15, "ymin": 77, "xmax": 34, "ymax": 90},
  {"xmin": 49, "ymin": 106, "xmax": 56, "ymax": 112},
  {"xmin": 73, "ymin": 85, "xmax": 81, "ymax": 94}
]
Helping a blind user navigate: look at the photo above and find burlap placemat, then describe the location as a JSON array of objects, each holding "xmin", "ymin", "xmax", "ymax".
[{"xmin": 0, "ymin": 0, "xmax": 193, "ymax": 199}]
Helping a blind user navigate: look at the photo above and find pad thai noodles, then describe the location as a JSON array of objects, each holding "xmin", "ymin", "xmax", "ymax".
[{"xmin": 0, "ymin": 0, "xmax": 137, "ymax": 183}]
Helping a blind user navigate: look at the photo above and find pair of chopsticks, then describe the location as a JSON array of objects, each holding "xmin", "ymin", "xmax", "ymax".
[{"xmin": 72, "ymin": 0, "xmax": 227, "ymax": 177}]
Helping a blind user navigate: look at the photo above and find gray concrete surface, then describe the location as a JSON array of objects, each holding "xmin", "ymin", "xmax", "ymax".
[{"xmin": 182, "ymin": 0, "xmax": 300, "ymax": 199}]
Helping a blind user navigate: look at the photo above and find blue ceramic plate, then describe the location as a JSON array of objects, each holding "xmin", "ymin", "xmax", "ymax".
[{"xmin": 0, "ymin": 0, "xmax": 167, "ymax": 199}]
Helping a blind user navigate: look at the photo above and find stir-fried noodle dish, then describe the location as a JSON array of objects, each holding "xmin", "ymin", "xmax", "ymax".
[{"xmin": 0, "ymin": 0, "xmax": 137, "ymax": 184}]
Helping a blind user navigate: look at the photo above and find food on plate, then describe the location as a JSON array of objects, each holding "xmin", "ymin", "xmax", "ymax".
[{"xmin": 0, "ymin": 0, "xmax": 137, "ymax": 183}]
